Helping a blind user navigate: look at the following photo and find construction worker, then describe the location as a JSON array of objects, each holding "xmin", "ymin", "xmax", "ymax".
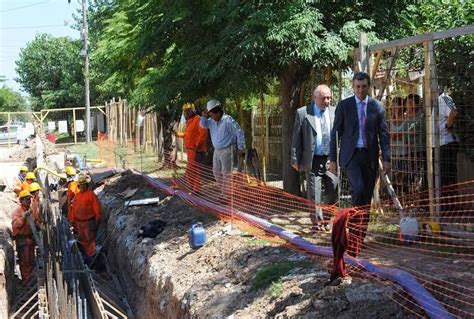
[
  {"xmin": 12, "ymin": 165, "xmax": 28, "ymax": 195},
  {"xmin": 65, "ymin": 166, "xmax": 79, "ymax": 223},
  {"xmin": 20, "ymin": 172, "xmax": 36, "ymax": 193},
  {"xmin": 70, "ymin": 176, "xmax": 101, "ymax": 263},
  {"xmin": 12, "ymin": 190, "xmax": 35, "ymax": 282},
  {"xmin": 29, "ymin": 182, "xmax": 42, "ymax": 226},
  {"xmin": 176, "ymin": 102, "xmax": 209, "ymax": 193}
]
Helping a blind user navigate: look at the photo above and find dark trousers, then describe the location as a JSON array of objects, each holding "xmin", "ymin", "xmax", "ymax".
[
  {"xmin": 306, "ymin": 155, "xmax": 338, "ymax": 223},
  {"xmin": 440, "ymin": 142, "xmax": 458, "ymax": 187},
  {"xmin": 345, "ymin": 149, "xmax": 377, "ymax": 207}
]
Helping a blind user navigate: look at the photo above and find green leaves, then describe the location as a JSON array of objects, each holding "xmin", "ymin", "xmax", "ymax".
[
  {"xmin": 0, "ymin": 87, "xmax": 26, "ymax": 112},
  {"xmin": 15, "ymin": 34, "xmax": 84, "ymax": 110}
]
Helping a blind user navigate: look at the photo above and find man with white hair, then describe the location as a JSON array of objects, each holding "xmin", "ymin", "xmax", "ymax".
[
  {"xmin": 200, "ymin": 99, "xmax": 245, "ymax": 202},
  {"xmin": 291, "ymin": 85, "xmax": 338, "ymax": 232}
]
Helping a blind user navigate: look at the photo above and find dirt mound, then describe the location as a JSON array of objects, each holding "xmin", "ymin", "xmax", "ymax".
[{"xmin": 98, "ymin": 172, "xmax": 414, "ymax": 318}]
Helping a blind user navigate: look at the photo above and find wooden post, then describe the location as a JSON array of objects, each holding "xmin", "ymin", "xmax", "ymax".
[
  {"xmin": 260, "ymin": 95, "xmax": 266, "ymax": 182},
  {"xmin": 136, "ymin": 108, "xmax": 139, "ymax": 150},
  {"xmin": 123, "ymin": 101, "xmax": 128, "ymax": 146},
  {"xmin": 73, "ymin": 109, "xmax": 77, "ymax": 144},
  {"xmin": 127, "ymin": 101, "xmax": 132, "ymax": 145},
  {"xmin": 119, "ymin": 98, "xmax": 124, "ymax": 145},
  {"xmin": 264, "ymin": 101, "xmax": 269, "ymax": 183},
  {"xmin": 427, "ymin": 39, "xmax": 441, "ymax": 220},
  {"xmin": 359, "ymin": 33, "xmax": 369, "ymax": 73},
  {"xmin": 424, "ymin": 40, "xmax": 436, "ymax": 221}
]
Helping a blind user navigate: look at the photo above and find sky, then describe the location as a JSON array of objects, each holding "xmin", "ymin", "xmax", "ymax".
[{"xmin": 0, "ymin": 0, "xmax": 81, "ymax": 93}]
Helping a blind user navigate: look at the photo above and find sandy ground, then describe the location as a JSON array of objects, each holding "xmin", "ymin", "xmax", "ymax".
[{"xmin": 99, "ymin": 172, "xmax": 415, "ymax": 318}]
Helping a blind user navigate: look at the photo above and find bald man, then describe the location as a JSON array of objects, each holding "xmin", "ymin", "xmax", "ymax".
[{"xmin": 291, "ymin": 85, "xmax": 338, "ymax": 232}]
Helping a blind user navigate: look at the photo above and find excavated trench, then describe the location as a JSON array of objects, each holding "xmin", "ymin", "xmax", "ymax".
[
  {"xmin": 97, "ymin": 172, "xmax": 415, "ymax": 319},
  {"xmin": 98, "ymin": 174, "xmax": 193, "ymax": 318}
]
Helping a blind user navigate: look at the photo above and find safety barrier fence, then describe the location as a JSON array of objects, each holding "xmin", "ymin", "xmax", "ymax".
[{"xmin": 97, "ymin": 132, "xmax": 473, "ymax": 318}]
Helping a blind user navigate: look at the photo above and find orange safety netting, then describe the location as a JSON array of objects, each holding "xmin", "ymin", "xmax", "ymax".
[{"xmin": 98, "ymin": 137, "xmax": 473, "ymax": 318}]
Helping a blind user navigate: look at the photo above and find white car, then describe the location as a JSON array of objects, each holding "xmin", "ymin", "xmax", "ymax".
[{"xmin": 0, "ymin": 124, "xmax": 33, "ymax": 145}]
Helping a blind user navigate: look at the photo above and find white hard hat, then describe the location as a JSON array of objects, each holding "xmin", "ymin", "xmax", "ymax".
[{"xmin": 206, "ymin": 99, "xmax": 222, "ymax": 112}]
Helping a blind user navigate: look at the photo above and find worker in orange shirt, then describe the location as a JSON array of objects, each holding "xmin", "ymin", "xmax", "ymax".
[
  {"xmin": 12, "ymin": 165, "xmax": 28, "ymax": 195},
  {"xmin": 12, "ymin": 190, "xmax": 35, "ymax": 282},
  {"xmin": 29, "ymin": 182, "xmax": 43, "ymax": 226},
  {"xmin": 70, "ymin": 176, "xmax": 101, "ymax": 263},
  {"xmin": 20, "ymin": 172, "xmax": 36, "ymax": 193},
  {"xmin": 176, "ymin": 103, "xmax": 209, "ymax": 193},
  {"xmin": 65, "ymin": 166, "xmax": 80, "ymax": 223}
]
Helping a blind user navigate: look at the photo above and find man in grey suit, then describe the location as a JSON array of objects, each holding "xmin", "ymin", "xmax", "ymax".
[
  {"xmin": 292, "ymin": 84, "xmax": 338, "ymax": 231},
  {"xmin": 329, "ymin": 72, "xmax": 391, "ymax": 207}
]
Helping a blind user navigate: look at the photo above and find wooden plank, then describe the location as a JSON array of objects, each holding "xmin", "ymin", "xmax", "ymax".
[
  {"xmin": 125, "ymin": 197, "xmax": 160, "ymax": 206},
  {"xmin": 359, "ymin": 32, "xmax": 369, "ymax": 73},
  {"xmin": 369, "ymin": 25, "xmax": 474, "ymax": 53},
  {"xmin": 73, "ymin": 108, "xmax": 77, "ymax": 144},
  {"xmin": 423, "ymin": 41, "xmax": 436, "ymax": 221},
  {"xmin": 376, "ymin": 47, "xmax": 398, "ymax": 100}
]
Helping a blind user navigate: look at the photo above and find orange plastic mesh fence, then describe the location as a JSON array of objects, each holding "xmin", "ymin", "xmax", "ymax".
[{"xmin": 98, "ymin": 134, "xmax": 473, "ymax": 317}]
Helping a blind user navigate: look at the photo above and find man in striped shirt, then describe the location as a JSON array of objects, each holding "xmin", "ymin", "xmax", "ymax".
[{"xmin": 200, "ymin": 99, "xmax": 245, "ymax": 202}]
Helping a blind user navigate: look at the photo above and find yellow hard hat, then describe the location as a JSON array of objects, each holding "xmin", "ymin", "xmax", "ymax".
[
  {"xmin": 25, "ymin": 172, "xmax": 36, "ymax": 180},
  {"xmin": 182, "ymin": 103, "xmax": 195, "ymax": 111},
  {"xmin": 19, "ymin": 190, "xmax": 31, "ymax": 199},
  {"xmin": 19, "ymin": 165, "xmax": 28, "ymax": 172},
  {"xmin": 65, "ymin": 166, "xmax": 77, "ymax": 176},
  {"xmin": 77, "ymin": 175, "xmax": 89, "ymax": 185},
  {"xmin": 29, "ymin": 182, "xmax": 42, "ymax": 192}
]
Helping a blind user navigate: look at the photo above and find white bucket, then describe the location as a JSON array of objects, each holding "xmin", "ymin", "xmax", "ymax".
[{"xmin": 400, "ymin": 217, "xmax": 419, "ymax": 241}]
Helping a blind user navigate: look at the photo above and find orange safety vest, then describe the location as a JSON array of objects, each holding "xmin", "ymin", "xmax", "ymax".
[
  {"xmin": 67, "ymin": 181, "xmax": 80, "ymax": 223},
  {"xmin": 13, "ymin": 175, "xmax": 23, "ymax": 195},
  {"xmin": 31, "ymin": 194, "xmax": 42, "ymax": 225},
  {"xmin": 71, "ymin": 189, "xmax": 101, "ymax": 222},
  {"xmin": 20, "ymin": 180, "xmax": 32, "ymax": 193},
  {"xmin": 176, "ymin": 115, "xmax": 208, "ymax": 152},
  {"xmin": 12, "ymin": 205, "xmax": 32, "ymax": 237}
]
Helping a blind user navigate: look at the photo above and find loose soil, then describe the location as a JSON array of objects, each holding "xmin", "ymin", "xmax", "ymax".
[{"xmin": 99, "ymin": 171, "xmax": 415, "ymax": 318}]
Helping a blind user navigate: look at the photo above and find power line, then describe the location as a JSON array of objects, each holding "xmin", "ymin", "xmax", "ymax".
[
  {"xmin": 0, "ymin": 24, "xmax": 66, "ymax": 30},
  {"xmin": 0, "ymin": 1, "xmax": 50, "ymax": 13}
]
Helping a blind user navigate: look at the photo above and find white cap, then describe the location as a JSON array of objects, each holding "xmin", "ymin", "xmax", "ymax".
[{"xmin": 206, "ymin": 99, "xmax": 222, "ymax": 112}]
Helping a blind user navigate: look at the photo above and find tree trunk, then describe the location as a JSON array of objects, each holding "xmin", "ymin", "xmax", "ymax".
[
  {"xmin": 280, "ymin": 63, "xmax": 310, "ymax": 195},
  {"xmin": 159, "ymin": 112, "xmax": 177, "ymax": 169}
]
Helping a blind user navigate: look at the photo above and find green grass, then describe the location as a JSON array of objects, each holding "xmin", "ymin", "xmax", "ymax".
[
  {"xmin": 267, "ymin": 280, "xmax": 284, "ymax": 297},
  {"xmin": 251, "ymin": 260, "xmax": 313, "ymax": 291},
  {"xmin": 66, "ymin": 143, "xmax": 99, "ymax": 160},
  {"xmin": 246, "ymin": 237, "xmax": 271, "ymax": 246}
]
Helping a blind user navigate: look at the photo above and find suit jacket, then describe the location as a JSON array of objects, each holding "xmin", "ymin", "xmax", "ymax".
[
  {"xmin": 329, "ymin": 96, "xmax": 390, "ymax": 168},
  {"xmin": 291, "ymin": 103, "xmax": 335, "ymax": 173}
]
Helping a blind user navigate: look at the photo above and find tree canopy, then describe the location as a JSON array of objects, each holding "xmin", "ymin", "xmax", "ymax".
[
  {"xmin": 15, "ymin": 33, "xmax": 85, "ymax": 111},
  {"xmin": 0, "ymin": 86, "xmax": 27, "ymax": 112},
  {"xmin": 88, "ymin": 0, "xmax": 426, "ymax": 193}
]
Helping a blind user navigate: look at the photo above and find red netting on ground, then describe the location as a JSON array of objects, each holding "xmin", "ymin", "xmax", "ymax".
[{"xmin": 97, "ymin": 135, "xmax": 473, "ymax": 317}]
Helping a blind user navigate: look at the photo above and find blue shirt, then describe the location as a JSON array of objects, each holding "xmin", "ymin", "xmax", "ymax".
[
  {"xmin": 355, "ymin": 96, "xmax": 368, "ymax": 148},
  {"xmin": 312, "ymin": 103, "xmax": 331, "ymax": 156},
  {"xmin": 200, "ymin": 114, "xmax": 245, "ymax": 150}
]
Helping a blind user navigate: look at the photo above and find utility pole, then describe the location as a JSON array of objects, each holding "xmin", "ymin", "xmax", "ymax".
[{"xmin": 80, "ymin": 0, "xmax": 91, "ymax": 143}]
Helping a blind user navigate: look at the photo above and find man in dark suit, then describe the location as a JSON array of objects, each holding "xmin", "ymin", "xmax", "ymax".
[
  {"xmin": 292, "ymin": 84, "xmax": 338, "ymax": 231},
  {"xmin": 329, "ymin": 72, "xmax": 390, "ymax": 207}
]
